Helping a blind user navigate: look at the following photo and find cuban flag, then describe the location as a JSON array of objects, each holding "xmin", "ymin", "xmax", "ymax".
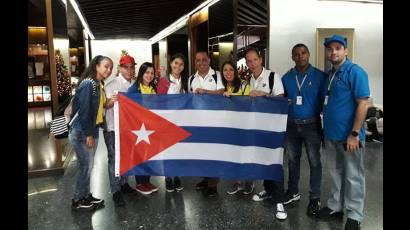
[{"xmin": 114, "ymin": 93, "xmax": 288, "ymax": 181}]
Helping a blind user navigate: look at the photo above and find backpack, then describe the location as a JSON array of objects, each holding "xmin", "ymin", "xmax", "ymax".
[
  {"xmin": 50, "ymin": 95, "xmax": 77, "ymax": 139},
  {"xmin": 188, "ymin": 70, "xmax": 218, "ymax": 92}
]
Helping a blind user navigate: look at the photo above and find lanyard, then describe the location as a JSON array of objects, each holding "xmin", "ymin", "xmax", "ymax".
[
  {"xmin": 327, "ymin": 71, "xmax": 337, "ymax": 94},
  {"xmin": 295, "ymin": 74, "xmax": 307, "ymax": 93}
]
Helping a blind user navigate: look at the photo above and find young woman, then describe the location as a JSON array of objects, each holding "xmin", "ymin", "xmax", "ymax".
[
  {"xmin": 157, "ymin": 53, "xmax": 188, "ymax": 192},
  {"xmin": 221, "ymin": 60, "xmax": 250, "ymax": 97},
  {"xmin": 127, "ymin": 62, "xmax": 159, "ymax": 195},
  {"xmin": 220, "ymin": 61, "xmax": 254, "ymax": 196},
  {"xmin": 69, "ymin": 55, "xmax": 113, "ymax": 210}
]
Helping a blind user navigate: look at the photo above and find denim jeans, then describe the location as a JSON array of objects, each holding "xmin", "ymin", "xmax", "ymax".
[
  {"xmin": 286, "ymin": 122, "xmax": 322, "ymax": 199},
  {"xmin": 325, "ymin": 139, "xmax": 366, "ymax": 222},
  {"xmin": 103, "ymin": 131, "xmax": 127, "ymax": 193},
  {"xmin": 69, "ymin": 128, "xmax": 98, "ymax": 201}
]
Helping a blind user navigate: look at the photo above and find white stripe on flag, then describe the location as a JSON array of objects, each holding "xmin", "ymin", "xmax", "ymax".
[
  {"xmin": 151, "ymin": 110, "xmax": 288, "ymax": 132},
  {"xmin": 150, "ymin": 143, "xmax": 284, "ymax": 165},
  {"xmin": 114, "ymin": 101, "xmax": 120, "ymax": 177}
]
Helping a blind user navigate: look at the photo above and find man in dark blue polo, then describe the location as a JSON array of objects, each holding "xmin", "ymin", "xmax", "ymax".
[
  {"xmin": 282, "ymin": 43, "xmax": 327, "ymax": 217},
  {"xmin": 318, "ymin": 35, "xmax": 370, "ymax": 230}
]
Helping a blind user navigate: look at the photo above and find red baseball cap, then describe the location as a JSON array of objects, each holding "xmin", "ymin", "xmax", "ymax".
[{"xmin": 119, "ymin": 54, "xmax": 136, "ymax": 66}]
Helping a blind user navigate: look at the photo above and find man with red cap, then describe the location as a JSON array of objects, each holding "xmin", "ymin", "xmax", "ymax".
[{"xmin": 104, "ymin": 53, "xmax": 138, "ymax": 206}]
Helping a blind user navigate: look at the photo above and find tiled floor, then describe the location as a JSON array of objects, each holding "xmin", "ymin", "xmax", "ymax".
[{"xmin": 28, "ymin": 129, "xmax": 383, "ymax": 229}]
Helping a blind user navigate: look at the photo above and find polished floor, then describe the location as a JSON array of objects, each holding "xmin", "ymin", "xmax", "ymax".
[{"xmin": 28, "ymin": 130, "xmax": 383, "ymax": 229}]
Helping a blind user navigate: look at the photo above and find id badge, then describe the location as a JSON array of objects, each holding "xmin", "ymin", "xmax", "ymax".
[
  {"xmin": 324, "ymin": 95, "xmax": 328, "ymax": 105},
  {"xmin": 296, "ymin": 96, "xmax": 303, "ymax": 105}
]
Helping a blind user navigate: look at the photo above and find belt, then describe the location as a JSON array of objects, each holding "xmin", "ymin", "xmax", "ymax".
[{"xmin": 288, "ymin": 117, "xmax": 319, "ymax": 125}]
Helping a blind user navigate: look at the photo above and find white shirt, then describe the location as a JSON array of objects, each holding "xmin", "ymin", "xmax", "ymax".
[
  {"xmin": 249, "ymin": 67, "xmax": 284, "ymax": 96},
  {"xmin": 104, "ymin": 74, "xmax": 135, "ymax": 132},
  {"xmin": 189, "ymin": 68, "xmax": 224, "ymax": 92},
  {"xmin": 167, "ymin": 74, "xmax": 182, "ymax": 94}
]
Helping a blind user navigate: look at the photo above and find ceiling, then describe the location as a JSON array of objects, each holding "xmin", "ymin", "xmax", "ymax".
[{"xmin": 76, "ymin": 0, "xmax": 205, "ymax": 39}]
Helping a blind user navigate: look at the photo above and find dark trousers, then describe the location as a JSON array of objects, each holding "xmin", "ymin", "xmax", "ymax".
[{"xmin": 263, "ymin": 180, "xmax": 285, "ymax": 203}]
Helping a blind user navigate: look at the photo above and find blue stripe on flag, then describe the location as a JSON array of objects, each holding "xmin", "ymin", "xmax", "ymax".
[
  {"xmin": 181, "ymin": 126, "xmax": 286, "ymax": 149},
  {"xmin": 122, "ymin": 93, "xmax": 288, "ymax": 114},
  {"xmin": 123, "ymin": 160, "xmax": 284, "ymax": 181}
]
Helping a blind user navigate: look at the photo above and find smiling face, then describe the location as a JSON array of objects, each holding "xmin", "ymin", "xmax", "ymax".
[
  {"xmin": 96, "ymin": 58, "xmax": 113, "ymax": 80},
  {"xmin": 142, "ymin": 67, "xmax": 155, "ymax": 86},
  {"xmin": 222, "ymin": 63, "xmax": 235, "ymax": 83},
  {"xmin": 195, "ymin": 52, "xmax": 210, "ymax": 75},
  {"xmin": 170, "ymin": 57, "xmax": 184, "ymax": 78},
  {"xmin": 325, "ymin": 42, "xmax": 348, "ymax": 67}
]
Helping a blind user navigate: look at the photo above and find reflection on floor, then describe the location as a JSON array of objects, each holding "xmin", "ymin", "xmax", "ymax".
[
  {"xmin": 28, "ymin": 107, "xmax": 60, "ymax": 172},
  {"xmin": 28, "ymin": 129, "xmax": 383, "ymax": 229}
]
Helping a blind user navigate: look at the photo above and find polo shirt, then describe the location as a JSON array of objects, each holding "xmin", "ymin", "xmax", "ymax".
[
  {"xmin": 190, "ymin": 68, "xmax": 224, "ymax": 92},
  {"xmin": 249, "ymin": 67, "xmax": 284, "ymax": 96},
  {"xmin": 323, "ymin": 58, "xmax": 370, "ymax": 141},
  {"xmin": 282, "ymin": 64, "xmax": 327, "ymax": 120}
]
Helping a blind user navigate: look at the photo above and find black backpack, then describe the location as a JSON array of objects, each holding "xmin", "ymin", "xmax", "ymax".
[{"xmin": 189, "ymin": 70, "xmax": 218, "ymax": 92}]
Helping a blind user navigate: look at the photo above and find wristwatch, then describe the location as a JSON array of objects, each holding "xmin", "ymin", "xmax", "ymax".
[{"xmin": 351, "ymin": 131, "xmax": 359, "ymax": 137}]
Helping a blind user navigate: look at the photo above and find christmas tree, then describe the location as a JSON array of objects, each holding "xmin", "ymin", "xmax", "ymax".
[{"xmin": 55, "ymin": 49, "xmax": 71, "ymax": 102}]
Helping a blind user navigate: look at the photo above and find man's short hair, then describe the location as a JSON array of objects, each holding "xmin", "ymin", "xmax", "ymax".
[
  {"xmin": 244, "ymin": 46, "xmax": 262, "ymax": 58},
  {"xmin": 292, "ymin": 43, "xmax": 310, "ymax": 55},
  {"xmin": 196, "ymin": 50, "xmax": 209, "ymax": 57}
]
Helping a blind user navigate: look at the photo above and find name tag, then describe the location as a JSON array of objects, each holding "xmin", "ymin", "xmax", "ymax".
[
  {"xmin": 296, "ymin": 96, "xmax": 303, "ymax": 105},
  {"xmin": 324, "ymin": 96, "xmax": 328, "ymax": 105}
]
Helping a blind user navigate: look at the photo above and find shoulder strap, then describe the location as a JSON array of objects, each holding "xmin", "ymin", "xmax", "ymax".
[
  {"xmin": 269, "ymin": 72, "xmax": 275, "ymax": 94},
  {"xmin": 188, "ymin": 74, "xmax": 195, "ymax": 92},
  {"xmin": 212, "ymin": 70, "xmax": 218, "ymax": 84}
]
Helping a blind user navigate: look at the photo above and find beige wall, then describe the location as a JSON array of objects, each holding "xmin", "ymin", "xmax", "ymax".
[{"xmin": 269, "ymin": 0, "xmax": 383, "ymax": 106}]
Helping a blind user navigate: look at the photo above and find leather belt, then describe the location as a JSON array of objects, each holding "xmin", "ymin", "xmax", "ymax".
[{"xmin": 288, "ymin": 117, "xmax": 319, "ymax": 125}]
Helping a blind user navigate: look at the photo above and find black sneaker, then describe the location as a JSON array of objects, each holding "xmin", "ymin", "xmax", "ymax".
[
  {"xmin": 283, "ymin": 190, "xmax": 301, "ymax": 205},
  {"xmin": 86, "ymin": 193, "xmax": 104, "ymax": 205},
  {"xmin": 345, "ymin": 218, "xmax": 361, "ymax": 230},
  {"xmin": 113, "ymin": 191, "xmax": 125, "ymax": 207},
  {"xmin": 72, "ymin": 198, "xmax": 94, "ymax": 210},
  {"xmin": 195, "ymin": 179, "xmax": 208, "ymax": 191},
  {"xmin": 121, "ymin": 183, "xmax": 135, "ymax": 194},
  {"xmin": 252, "ymin": 190, "xmax": 272, "ymax": 201},
  {"xmin": 203, "ymin": 187, "xmax": 217, "ymax": 197},
  {"xmin": 226, "ymin": 182, "xmax": 243, "ymax": 195},
  {"xmin": 317, "ymin": 206, "xmax": 344, "ymax": 220},
  {"xmin": 165, "ymin": 177, "xmax": 174, "ymax": 192},
  {"xmin": 174, "ymin": 177, "xmax": 184, "ymax": 192},
  {"xmin": 307, "ymin": 199, "xmax": 321, "ymax": 216},
  {"xmin": 242, "ymin": 182, "xmax": 254, "ymax": 195}
]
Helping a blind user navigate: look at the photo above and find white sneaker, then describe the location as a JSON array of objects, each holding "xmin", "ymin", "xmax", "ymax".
[
  {"xmin": 275, "ymin": 203, "xmax": 287, "ymax": 220},
  {"xmin": 252, "ymin": 190, "xmax": 272, "ymax": 201}
]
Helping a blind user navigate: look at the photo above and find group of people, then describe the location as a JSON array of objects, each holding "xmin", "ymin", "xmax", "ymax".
[{"xmin": 67, "ymin": 34, "xmax": 369, "ymax": 230}]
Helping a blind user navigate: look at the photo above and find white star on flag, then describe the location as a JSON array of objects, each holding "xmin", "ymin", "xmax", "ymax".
[{"xmin": 131, "ymin": 123, "xmax": 155, "ymax": 145}]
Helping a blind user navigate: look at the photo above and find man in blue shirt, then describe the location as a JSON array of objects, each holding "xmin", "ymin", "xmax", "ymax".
[
  {"xmin": 282, "ymin": 44, "xmax": 327, "ymax": 217},
  {"xmin": 318, "ymin": 35, "xmax": 370, "ymax": 230}
]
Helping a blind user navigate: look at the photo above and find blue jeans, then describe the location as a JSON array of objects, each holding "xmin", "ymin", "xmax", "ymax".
[
  {"xmin": 103, "ymin": 131, "xmax": 127, "ymax": 193},
  {"xmin": 286, "ymin": 122, "xmax": 322, "ymax": 199},
  {"xmin": 69, "ymin": 128, "xmax": 98, "ymax": 201},
  {"xmin": 325, "ymin": 139, "xmax": 366, "ymax": 222}
]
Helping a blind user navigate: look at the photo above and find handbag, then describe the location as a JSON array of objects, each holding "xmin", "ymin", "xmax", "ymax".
[{"xmin": 50, "ymin": 116, "xmax": 69, "ymax": 139}]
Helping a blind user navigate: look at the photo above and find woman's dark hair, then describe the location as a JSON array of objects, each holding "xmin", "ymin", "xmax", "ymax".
[
  {"xmin": 136, "ymin": 62, "xmax": 157, "ymax": 91},
  {"xmin": 221, "ymin": 60, "xmax": 241, "ymax": 93},
  {"xmin": 167, "ymin": 53, "xmax": 188, "ymax": 93},
  {"xmin": 78, "ymin": 55, "xmax": 111, "ymax": 85}
]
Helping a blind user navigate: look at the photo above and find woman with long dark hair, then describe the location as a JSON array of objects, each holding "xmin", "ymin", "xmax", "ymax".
[
  {"xmin": 127, "ymin": 62, "xmax": 159, "ymax": 195},
  {"xmin": 69, "ymin": 55, "xmax": 113, "ymax": 210},
  {"xmin": 156, "ymin": 53, "xmax": 188, "ymax": 192}
]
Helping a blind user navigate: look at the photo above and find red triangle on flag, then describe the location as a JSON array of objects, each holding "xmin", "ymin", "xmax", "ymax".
[{"xmin": 118, "ymin": 94, "xmax": 191, "ymax": 175}]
